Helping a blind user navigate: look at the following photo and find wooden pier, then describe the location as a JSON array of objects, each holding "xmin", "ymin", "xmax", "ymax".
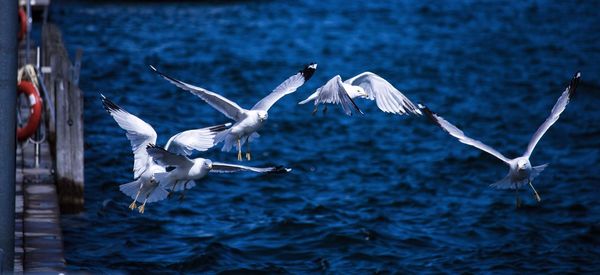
[
  {"xmin": 13, "ymin": 20, "xmax": 84, "ymax": 272},
  {"xmin": 15, "ymin": 134, "xmax": 65, "ymax": 272}
]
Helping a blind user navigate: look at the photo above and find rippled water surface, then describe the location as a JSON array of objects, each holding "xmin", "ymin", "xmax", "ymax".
[{"xmin": 53, "ymin": 0, "xmax": 600, "ymax": 273}]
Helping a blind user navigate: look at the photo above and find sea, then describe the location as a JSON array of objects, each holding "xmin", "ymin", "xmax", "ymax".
[{"xmin": 52, "ymin": 0, "xmax": 600, "ymax": 273}]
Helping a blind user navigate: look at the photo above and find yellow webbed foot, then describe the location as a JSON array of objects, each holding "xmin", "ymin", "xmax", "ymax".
[
  {"xmin": 129, "ymin": 201, "xmax": 137, "ymax": 210},
  {"xmin": 138, "ymin": 204, "xmax": 146, "ymax": 214}
]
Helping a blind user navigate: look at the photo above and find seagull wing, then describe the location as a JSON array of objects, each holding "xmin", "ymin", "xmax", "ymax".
[
  {"xmin": 420, "ymin": 104, "xmax": 511, "ymax": 164},
  {"xmin": 314, "ymin": 75, "xmax": 363, "ymax": 115},
  {"xmin": 165, "ymin": 123, "xmax": 232, "ymax": 156},
  {"xmin": 101, "ymin": 95, "xmax": 157, "ymax": 178},
  {"xmin": 345, "ymin": 72, "xmax": 421, "ymax": 115},
  {"xmin": 150, "ymin": 65, "xmax": 245, "ymax": 121},
  {"xmin": 252, "ymin": 63, "xmax": 318, "ymax": 111},
  {"xmin": 524, "ymin": 72, "xmax": 580, "ymax": 158},
  {"xmin": 210, "ymin": 162, "xmax": 291, "ymax": 173},
  {"xmin": 146, "ymin": 144, "xmax": 193, "ymax": 168}
]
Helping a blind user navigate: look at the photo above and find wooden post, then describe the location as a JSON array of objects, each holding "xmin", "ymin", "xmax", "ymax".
[
  {"xmin": 0, "ymin": 0, "xmax": 18, "ymax": 271},
  {"xmin": 41, "ymin": 23, "xmax": 85, "ymax": 213}
]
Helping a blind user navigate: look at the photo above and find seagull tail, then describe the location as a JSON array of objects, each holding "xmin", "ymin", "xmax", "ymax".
[
  {"xmin": 144, "ymin": 185, "xmax": 170, "ymax": 203},
  {"xmin": 155, "ymin": 172, "xmax": 176, "ymax": 190},
  {"xmin": 489, "ymin": 173, "xmax": 514, "ymax": 190},
  {"xmin": 119, "ymin": 178, "xmax": 145, "ymax": 202},
  {"xmin": 214, "ymin": 128, "xmax": 230, "ymax": 148},
  {"xmin": 218, "ymin": 129, "xmax": 244, "ymax": 152},
  {"xmin": 531, "ymin": 163, "xmax": 549, "ymax": 180}
]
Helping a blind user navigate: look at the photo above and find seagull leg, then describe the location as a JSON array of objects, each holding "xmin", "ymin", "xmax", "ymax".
[
  {"xmin": 179, "ymin": 181, "xmax": 189, "ymax": 201},
  {"xmin": 138, "ymin": 197, "xmax": 147, "ymax": 214},
  {"xmin": 323, "ymin": 105, "xmax": 328, "ymax": 115},
  {"xmin": 167, "ymin": 182, "xmax": 177, "ymax": 199},
  {"xmin": 312, "ymin": 105, "xmax": 318, "ymax": 116},
  {"xmin": 129, "ymin": 200, "xmax": 137, "ymax": 210},
  {"xmin": 245, "ymin": 137, "xmax": 251, "ymax": 160},
  {"xmin": 129, "ymin": 182, "xmax": 144, "ymax": 210},
  {"xmin": 515, "ymin": 187, "xmax": 522, "ymax": 208},
  {"xmin": 528, "ymin": 180, "xmax": 541, "ymax": 203},
  {"xmin": 237, "ymin": 139, "xmax": 242, "ymax": 161}
]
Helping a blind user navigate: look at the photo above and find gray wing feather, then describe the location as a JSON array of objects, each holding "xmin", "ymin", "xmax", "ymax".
[
  {"xmin": 252, "ymin": 63, "xmax": 317, "ymax": 111},
  {"xmin": 420, "ymin": 104, "xmax": 511, "ymax": 164},
  {"xmin": 210, "ymin": 162, "xmax": 291, "ymax": 173},
  {"xmin": 314, "ymin": 75, "xmax": 362, "ymax": 115},
  {"xmin": 101, "ymin": 95, "xmax": 157, "ymax": 179},
  {"xmin": 524, "ymin": 72, "xmax": 580, "ymax": 157},
  {"xmin": 345, "ymin": 72, "xmax": 421, "ymax": 115},
  {"xmin": 165, "ymin": 123, "xmax": 231, "ymax": 156},
  {"xmin": 150, "ymin": 65, "xmax": 246, "ymax": 121},
  {"xmin": 146, "ymin": 144, "xmax": 193, "ymax": 168}
]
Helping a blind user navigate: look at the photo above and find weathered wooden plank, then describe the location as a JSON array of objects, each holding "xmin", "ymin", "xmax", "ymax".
[
  {"xmin": 15, "ymin": 136, "xmax": 65, "ymax": 272},
  {"xmin": 41, "ymin": 23, "xmax": 85, "ymax": 213}
]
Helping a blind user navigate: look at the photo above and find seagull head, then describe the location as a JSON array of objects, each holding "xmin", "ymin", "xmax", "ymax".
[
  {"xmin": 516, "ymin": 159, "xmax": 530, "ymax": 171},
  {"xmin": 257, "ymin": 111, "xmax": 268, "ymax": 122},
  {"xmin": 356, "ymin": 86, "xmax": 369, "ymax": 98},
  {"xmin": 204, "ymin": 159, "xmax": 213, "ymax": 170}
]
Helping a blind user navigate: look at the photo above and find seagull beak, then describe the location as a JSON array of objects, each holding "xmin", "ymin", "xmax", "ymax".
[{"xmin": 208, "ymin": 164, "xmax": 213, "ymax": 169}]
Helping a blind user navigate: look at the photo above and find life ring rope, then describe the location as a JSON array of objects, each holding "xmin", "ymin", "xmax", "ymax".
[{"xmin": 16, "ymin": 81, "xmax": 43, "ymax": 142}]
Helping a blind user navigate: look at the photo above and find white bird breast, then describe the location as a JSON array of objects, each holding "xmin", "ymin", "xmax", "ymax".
[
  {"xmin": 187, "ymin": 159, "xmax": 210, "ymax": 180},
  {"xmin": 231, "ymin": 111, "xmax": 265, "ymax": 137},
  {"xmin": 510, "ymin": 158, "xmax": 531, "ymax": 181}
]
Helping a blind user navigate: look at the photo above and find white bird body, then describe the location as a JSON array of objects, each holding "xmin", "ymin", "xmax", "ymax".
[
  {"xmin": 299, "ymin": 72, "xmax": 421, "ymax": 116},
  {"xmin": 420, "ymin": 72, "xmax": 580, "ymax": 205},
  {"xmin": 150, "ymin": 64, "xmax": 317, "ymax": 160},
  {"xmin": 155, "ymin": 158, "xmax": 212, "ymax": 191},
  {"xmin": 229, "ymin": 110, "xmax": 266, "ymax": 138},
  {"xmin": 101, "ymin": 95, "xmax": 229, "ymax": 212},
  {"xmin": 147, "ymin": 145, "xmax": 291, "ymax": 189}
]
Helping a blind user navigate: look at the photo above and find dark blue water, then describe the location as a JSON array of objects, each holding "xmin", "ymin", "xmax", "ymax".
[{"xmin": 53, "ymin": 0, "xmax": 600, "ymax": 273}]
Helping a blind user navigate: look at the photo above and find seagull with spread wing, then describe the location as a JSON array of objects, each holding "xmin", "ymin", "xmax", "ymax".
[
  {"xmin": 150, "ymin": 63, "xmax": 317, "ymax": 161},
  {"xmin": 419, "ymin": 72, "xmax": 580, "ymax": 207},
  {"xmin": 299, "ymin": 72, "xmax": 421, "ymax": 116},
  {"xmin": 101, "ymin": 95, "xmax": 230, "ymax": 213},
  {"xmin": 146, "ymin": 144, "xmax": 291, "ymax": 191}
]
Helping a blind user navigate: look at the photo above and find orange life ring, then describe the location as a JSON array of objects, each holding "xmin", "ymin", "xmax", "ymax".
[
  {"xmin": 17, "ymin": 81, "xmax": 43, "ymax": 142},
  {"xmin": 18, "ymin": 7, "xmax": 27, "ymax": 42}
]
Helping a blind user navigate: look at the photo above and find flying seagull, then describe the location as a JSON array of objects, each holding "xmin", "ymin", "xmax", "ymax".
[
  {"xmin": 150, "ymin": 63, "xmax": 317, "ymax": 161},
  {"xmin": 146, "ymin": 144, "xmax": 291, "ymax": 191},
  {"xmin": 419, "ymin": 72, "xmax": 580, "ymax": 207},
  {"xmin": 299, "ymin": 72, "xmax": 421, "ymax": 116},
  {"xmin": 101, "ymin": 95, "xmax": 230, "ymax": 213}
]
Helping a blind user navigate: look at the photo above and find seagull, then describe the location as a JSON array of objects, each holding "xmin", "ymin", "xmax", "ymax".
[
  {"xmin": 299, "ymin": 72, "xmax": 421, "ymax": 116},
  {"xmin": 101, "ymin": 95, "xmax": 230, "ymax": 213},
  {"xmin": 150, "ymin": 63, "xmax": 317, "ymax": 161},
  {"xmin": 419, "ymin": 72, "xmax": 580, "ymax": 207},
  {"xmin": 146, "ymin": 144, "xmax": 291, "ymax": 191}
]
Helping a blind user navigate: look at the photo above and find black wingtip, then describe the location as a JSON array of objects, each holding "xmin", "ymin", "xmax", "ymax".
[
  {"xmin": 300, "ymin": 63, "xmax": 318, "ymax": 82},
  {"xmin": 418, "ymin": 103, "xmax": 441, "ymax": 126},
  {"xmin": 270, "ymin": 166, "xmax": 292, "ymax": 173},
  {"xmin": 568, "ymin": 71, "xmax": 581, "ymax": 96},
  {"xmin": 101, "ymin": 94, "xmax": 121, "ymax": 113},
  {"xmin": 209, "ymin": 123, "xmax": 232, "ymax": 133},
  {"xmin": 344, "ymin": 92, "xmax": 363, "ymax": 116}
]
